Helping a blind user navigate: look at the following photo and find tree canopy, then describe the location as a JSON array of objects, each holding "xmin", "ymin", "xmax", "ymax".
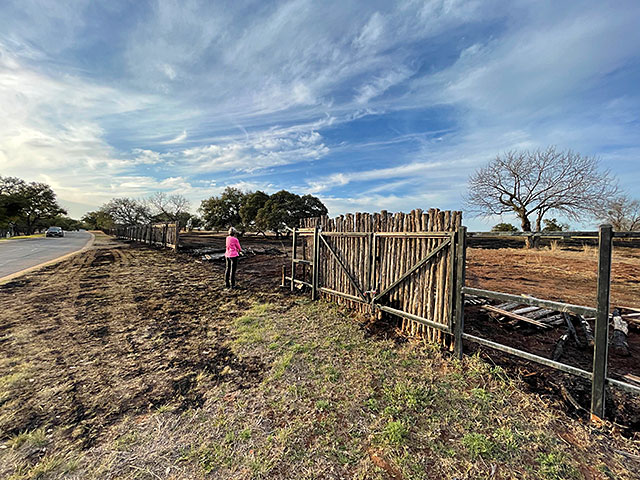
[
  {"xmin": 599, "ymin": 195, "xmax": 640, "ymax": 231},
  {"xmin": 199, "ymin": 188, "xmax": 328, "ymax": 235},
  {"xmin": 102, "ymin": 198, "xmax": 151, "ymax": 226},
  {"xmin": 147, "ymin": 192, "xmax": 191, "ymax": 223},
  {"xmin": 491, "ymin": 223, "xmax": 518, "ymax": 233},
  {"xmin": 240, "ymin": 191, "xmax": 270, "ymax": 233},
  {"xmin": 255, "ymin": 190, "xmax": 328, "ymax": 235},
  {"xmin": 0, "ymin": 176, "xmax": 67, "ymax": 234},
  {"xmin": 466, "ymin": 147, "xmax": 619, "ymax": 232},
  {"xmin": 82, "ymin": 210, "xmax": 115, "ymax": 230},
  {"xmin": 199, "ymin": 187, "xmax": 245, "ymax": 231}
]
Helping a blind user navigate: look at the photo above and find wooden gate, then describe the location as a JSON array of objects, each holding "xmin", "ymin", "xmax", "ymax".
[{"xmin": 287, "ymin": 209, "xmax": 461, "ymax": 343}]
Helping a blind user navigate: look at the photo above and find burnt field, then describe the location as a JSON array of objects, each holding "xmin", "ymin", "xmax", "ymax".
[
  {"xmin": 1, "ymin": 231, "xmax": 640, "ymax": 478},
  {"xmin": 465, "ymin": 240, "xmax": 640, "ymax": 429}
]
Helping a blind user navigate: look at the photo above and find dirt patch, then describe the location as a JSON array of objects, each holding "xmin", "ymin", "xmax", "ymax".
[
  {"xmin": 2, "ymin": 232, "xmax": 640, "ymax": 479},
  {"xmin": 465, "ymin": 245, "xmax": 640, "ymax": 431},
  {"xmin": 0, "ymin": 234, "xmax": 287, "ymax": 459}
]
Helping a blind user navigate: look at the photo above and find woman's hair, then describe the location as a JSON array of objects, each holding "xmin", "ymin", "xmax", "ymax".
[{"xmin": 228, "ymin": 227, "xmax": 237, "ymax": 236}]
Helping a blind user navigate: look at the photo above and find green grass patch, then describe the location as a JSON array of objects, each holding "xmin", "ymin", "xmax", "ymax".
[
  {"xmin": 537, "ymin": 452, "xmax": 581, "ymax": 479},
  {"xmin": 9, "ymin": 428, "xmax": 47, "ymax": 449}
]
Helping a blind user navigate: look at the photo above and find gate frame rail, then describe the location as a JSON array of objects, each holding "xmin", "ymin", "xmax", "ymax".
[
  {"xmin": 285, "ymin": 224, "xmax": 457, "ymax": 331},
  {"xmin": 283, "ymin": 222, "xmax": 640, "ymax": 422}
]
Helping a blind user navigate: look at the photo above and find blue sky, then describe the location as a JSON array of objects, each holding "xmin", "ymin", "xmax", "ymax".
[{"xmin": 1, "ymin": 0, "xmax": 639, "ymax": 230}]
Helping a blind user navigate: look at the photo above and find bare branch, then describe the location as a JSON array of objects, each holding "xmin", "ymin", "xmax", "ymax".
[{"xmin": 466, "ymin": 147, "xmax": 619, "ymax": 231}]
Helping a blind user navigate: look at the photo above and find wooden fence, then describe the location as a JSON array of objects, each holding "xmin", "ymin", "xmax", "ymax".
[
  {"xmin": 286, "ymin": 219, "xmax": 640, "ymax": 421},
  {"xmin": 289, "ymin": 209, "xmax": 462, "ymax": 343},
  {"xmin": 113, "ymin": 223, "xmax": 179, "ymax": 250}
]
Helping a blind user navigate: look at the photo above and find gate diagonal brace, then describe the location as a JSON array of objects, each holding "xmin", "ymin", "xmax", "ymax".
[
  {"xmin": 373, "ymin": 238, "xmax": 451, "ymax": 303},
  {"xmin": 319, "ymin": 234, "xmax": 368, "ymax": 301}
]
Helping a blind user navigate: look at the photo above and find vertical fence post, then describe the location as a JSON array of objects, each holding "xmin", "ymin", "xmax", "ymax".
[
  {"xmin": 174, "ymin": 222, "xmax": 179, "ymax": 251},
  {"xmin": 591, "ymin": 224, "xmax": 613, "ymax": 421},
  {"xmin": 291, "ymin": 228, "xmax": 297, "ymax": 292},
  {"xmin": 312, "ymin": 224, "xmax": 319, "ymax": 300},
  {"xmin": 453, "ymin": 226, "xmax": 467, "ymax": 360},
  {"xmin": 447, "ymin": 230, "xmax": 456, "ymax": 332},
  {"xmin": 367, "ymin": 232, "xmax": 375, "ymax": 312}
]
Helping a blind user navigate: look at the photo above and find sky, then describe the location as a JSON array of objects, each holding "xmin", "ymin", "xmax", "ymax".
[{"xmin": 1, "ymin": 0, "xmax": 639, "ymax": 230}]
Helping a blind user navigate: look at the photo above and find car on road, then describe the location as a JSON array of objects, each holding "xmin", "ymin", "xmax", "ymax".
[{"xmin": 46, "ymin": 226, "xmax": 64, "ymax": 238}]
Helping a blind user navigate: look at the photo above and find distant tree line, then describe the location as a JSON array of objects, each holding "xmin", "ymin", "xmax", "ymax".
[
  {"xmin": 0, "ymin": 176, "xmax": 81, "ymax": 235},
  {"xmin": 81, "ymin": 187, "xmax": 328, "ymax": 236},
  {"xmin": 198, "ymin": 187, "xmax": 328, "ymax": 236},
  {"xmin": 82, "ymin": 193, "xmax": 194, "ymax": 230}
]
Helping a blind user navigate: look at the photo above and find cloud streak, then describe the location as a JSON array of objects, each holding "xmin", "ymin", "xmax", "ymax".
[{"xmin": 0, "ymin": 0, "xmax": 638, "ymax": 231}]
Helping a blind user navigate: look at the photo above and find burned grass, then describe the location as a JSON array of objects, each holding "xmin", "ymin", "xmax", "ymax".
[
  {"xmin": 465, "ymin": 245, "xmax": 640, "ymax": 427},
  {"xmin": 0, "ymin": 234, "xmax": 639, "ymax": 479}
]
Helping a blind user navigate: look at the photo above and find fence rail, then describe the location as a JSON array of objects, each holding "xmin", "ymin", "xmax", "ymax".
[
  {"xmin": 285, "ymin": 217, "xmax": 640, "ymax": 422},
  {"xmin": 112, "ymin": 223, "xmax": 179, "ymax": 250},
  {"xmin": 290, "ymin": 209, "xmax": 461, "ymax": 342}
]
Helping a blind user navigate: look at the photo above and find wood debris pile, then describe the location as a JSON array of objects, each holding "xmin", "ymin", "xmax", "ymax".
[
  {"xmin": 467, "ymin": 295, "xmax": 639, "ymax": 361},
  {"xmin": 200, "ymin": 247, "xmax": 283, "ymax": 262}
]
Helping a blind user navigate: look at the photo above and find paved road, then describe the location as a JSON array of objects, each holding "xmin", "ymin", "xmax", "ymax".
[{"xmin": 0, "ymin": 231, "xmax": 93, "ymax": 279}]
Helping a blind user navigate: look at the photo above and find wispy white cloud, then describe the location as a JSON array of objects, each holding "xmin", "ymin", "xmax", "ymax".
[
  {"xmin": 160, "ymin": 130, "xmax": 187, "ymax": 145},
  {"xmin": 1, "ymin": 0, "xmax": 639, "ymax": 227}
]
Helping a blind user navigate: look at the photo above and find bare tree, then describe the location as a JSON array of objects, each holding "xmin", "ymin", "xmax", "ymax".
[
  {"xmin": 599, "ymin": 195, "xmax": 640, "ymax": 231},
  {"xmin": 102, "ymin": 198, "xmax": 151, "ymax": 226},
  {"xmin": 147, "ymin": 192, "xmax": 191, "ymax": 222},
  {"xmin": 466, "ymin": 147, "xmax": 619, "ymax": 232}
]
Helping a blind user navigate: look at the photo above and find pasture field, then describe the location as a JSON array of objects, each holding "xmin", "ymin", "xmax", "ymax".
[
  {"xmin": 465, "ymin": 244, "xmax": 640, "ymax": 429},
  {"xmin": 1, "ymin": 233, "xmax": 639, "ymax": 479}
]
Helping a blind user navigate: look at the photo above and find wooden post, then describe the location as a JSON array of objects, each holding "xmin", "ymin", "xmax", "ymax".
[
  {"xmin": 453, "ymin": 226, "xmax": 467, "ymax": 360},
  {"xmin": 368, "ymin": 232, "xmax": 375, "ymax": 312},
  {"xmin": 312, "ymin": 225, "xmax": 319, "ymax": 300},
  {"xmin": 591, "ymin": 224, "xmax": 613, "ymax": 421},
  {"xmin": 291, "ymin": 228, "xmax": 297, "ymax": 292},
  {"xmin": 447, "ymin": 230, "xmax": 456, "ymax": 332}
]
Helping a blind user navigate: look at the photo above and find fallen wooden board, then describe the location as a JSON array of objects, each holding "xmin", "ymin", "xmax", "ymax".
[
  {"xmin": 495, "ymin": 301, "xmax": 522, "ymax": 311},
  {"xmin": 481, "ymin": 305, "xmax": 551, "ymax": 328},
  {"xmin": 541, "ymin": 314, "xmax": 565, "ymax": 326},
  {"xmin": 620, "ymin": 306, "xmax": 640, "ymax": 313},
  {"xmin": 526, "ymin": 308, "xmax": 555, "ymax": 320},
  {"xmin": 622, "ymin": 374, "xmax": 640, "ymax": 386},
  {"xmin": 624, "ymin": 317, "xmax": 640, "ymax": 326},
  {"xmin": 511, "ymin": 306, "xmax": 542, "ymax": 315}
]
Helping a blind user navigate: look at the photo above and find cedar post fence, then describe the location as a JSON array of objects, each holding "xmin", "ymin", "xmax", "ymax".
[
  {"xmin": 285, "ymin": 209, "xmax": 461, "ymax": 341},
  {"xmin": 453, "ymin": 226, "xmax": 467, "ymax": 360},
  {"xmin": 113, "ymin": 222, "xmax": 180, "ymax": 250},
  {"xmin": 285, "ymin": 218, "xmax": 640, "ymax": 421}
]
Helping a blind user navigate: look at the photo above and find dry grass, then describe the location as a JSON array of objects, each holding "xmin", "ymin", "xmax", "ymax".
[
  {"xmin": 467, "ymin": 246, "xmax": 640, "ymax": 309},
  {"xmin": 6, "ymin": 298, "xmax": 639, "ymax": 479},
  {"xmin": 2, "ymin": 240, "xmax": 640, "ymax": 479}
]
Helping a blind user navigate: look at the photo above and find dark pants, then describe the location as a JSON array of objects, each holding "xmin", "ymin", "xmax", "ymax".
[{"xmin": 225, "ymin": 256, "xmax": 238, "ymax": 287}]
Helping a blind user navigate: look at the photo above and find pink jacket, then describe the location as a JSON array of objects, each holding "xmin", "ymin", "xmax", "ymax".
[{"xmin": 225, "ymin": 236, "xmax": 241, "ymax": 257}]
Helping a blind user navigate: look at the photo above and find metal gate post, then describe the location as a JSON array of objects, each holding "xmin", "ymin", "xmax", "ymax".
[
  {"xmin": 312, "ymin": 225, "xmax": 319, "ymax": 300},
  {"xmin": 453, "ymin": 226, "xmax": 467, "ymax": 360},
  {"xmin": 591, "ymin": 224, "xmax": 613, "ymax": 421},
  {"xmin": 291, "ymin": 228, "xmax": 297, "ymax": 292}
]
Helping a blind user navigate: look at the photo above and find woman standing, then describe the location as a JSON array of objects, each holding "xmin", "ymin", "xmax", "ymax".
[{"xmin": 225, "ymin": 227, "xmax": 242, "ymax": 289}]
